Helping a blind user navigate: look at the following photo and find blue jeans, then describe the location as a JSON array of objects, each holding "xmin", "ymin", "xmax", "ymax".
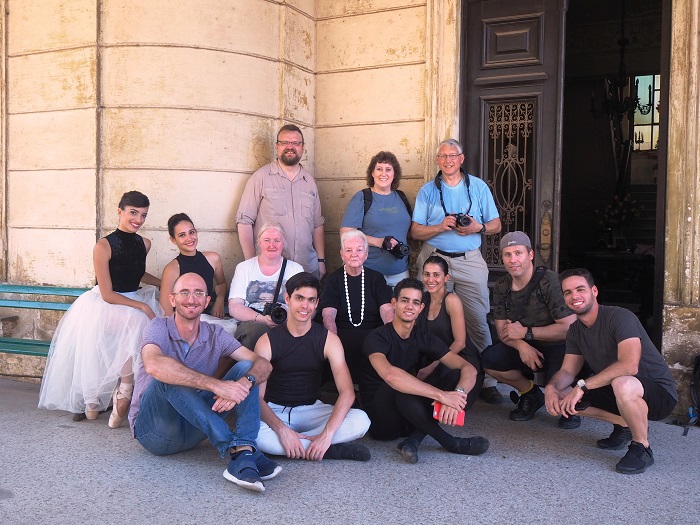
[{"xmin": 134, "ymin": 361, "xmax": 259, "ymax": 458}]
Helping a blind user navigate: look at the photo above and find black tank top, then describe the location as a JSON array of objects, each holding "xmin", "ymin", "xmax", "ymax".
[
  {"xmin": 103, "ymin": 229, "xmax": 146, "ymax": 292},
  {"xmin": 265, "ymin": 323, "xmax": 328, "ymax": 407},
  {"xmin": 419, "ymin": 291, "xmax": 455, "ymax": 347},
  {"xmin": 177, "ymin": 251, "xmax": 216, "ymax": 314}
]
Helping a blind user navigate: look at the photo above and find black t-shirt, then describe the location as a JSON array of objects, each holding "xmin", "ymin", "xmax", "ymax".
[
  {"xmin": 359, "ymin": 322, "xmax": 449, "ymax": 403},
  {"xmin": 321, "ymin": 266, "xmax": 392, "ymax": 330}
]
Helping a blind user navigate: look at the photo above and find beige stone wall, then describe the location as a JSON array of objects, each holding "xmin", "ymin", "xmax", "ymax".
[
  {"xmin": 6, "ymin": 0, "xmax": 98, "ymax": 286},
  {"xmin": 315, "ymin": 1, "xmax": 430, "ymax": 268},
  {"xmin": 3, "ymin": 0, "xmax": 316, "ymax": 287}
]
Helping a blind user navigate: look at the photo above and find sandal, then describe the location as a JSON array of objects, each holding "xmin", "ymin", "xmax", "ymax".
[{"xmin": 108, "ymin": 381, "xmax": 133, "ymax": 429}]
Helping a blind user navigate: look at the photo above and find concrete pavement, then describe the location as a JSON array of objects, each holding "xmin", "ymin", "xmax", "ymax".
[{"xmin": 1, "ymin": 377, "xmax": 698, "ymax": 525}]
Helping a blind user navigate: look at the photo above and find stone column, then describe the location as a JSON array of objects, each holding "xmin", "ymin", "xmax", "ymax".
[{"xmin": 663, "ymin": 0, "xmax": 700, "ymax": 413}]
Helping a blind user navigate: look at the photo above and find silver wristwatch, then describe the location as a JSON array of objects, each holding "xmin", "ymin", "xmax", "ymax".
[{"xmin": 576, "ymin": 379, "xmax": 589, "ymax": 393}]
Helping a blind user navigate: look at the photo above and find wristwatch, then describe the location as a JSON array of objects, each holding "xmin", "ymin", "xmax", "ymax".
[
  {"xmin": 480, "ymin": 223, "xmax": 486, "ymax": 234},
  {"xmin": 317, "ymin": 258, "xmax": 326, "ymax": 263},
  {"xmin": 454, "ymin": 387, "xmax": 466, "ymax": 394},
  {"xmin": 244, "ymin": 374, "xmax": 257, "ymax": 388},
  {"xmin": 524, "ymin": 326, "xmax": 534, "ymax": 341},
  {"xmin": 576, "ymin": 379, "xmax": 589, "ymax": 393}
]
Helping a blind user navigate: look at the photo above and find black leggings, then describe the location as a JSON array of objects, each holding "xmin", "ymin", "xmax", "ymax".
[
  {"xmin": 363, "ymin": 355, "xmax": 482, "ymax": 450},
  {"xmin": 363, "ymin": 383, "xmax": 459, "ymax": 450}
]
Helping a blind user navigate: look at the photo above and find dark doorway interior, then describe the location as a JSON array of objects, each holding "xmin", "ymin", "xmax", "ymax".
[{"xmin": 560, "ymin": 0, "xmax": 666, "ymax": 344}]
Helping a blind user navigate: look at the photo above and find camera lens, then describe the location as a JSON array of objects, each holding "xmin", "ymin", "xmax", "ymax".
[
  {"xmin": 270, "ymin": 305, "xmax": 287, "ymax": 325},
  {"xmin": 457, "ymin": 214, "xmax": 471, "ymax": 227}
]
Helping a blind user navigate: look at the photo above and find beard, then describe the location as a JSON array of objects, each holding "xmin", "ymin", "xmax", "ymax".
[{"xmin": 279, "ymin": 149, "xmax": 301, "ymax": 166}]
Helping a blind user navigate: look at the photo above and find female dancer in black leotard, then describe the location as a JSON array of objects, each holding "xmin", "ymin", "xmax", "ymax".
[{"xmin": 38, "ymin": 191, "xmax": 163, "ymax": 427}]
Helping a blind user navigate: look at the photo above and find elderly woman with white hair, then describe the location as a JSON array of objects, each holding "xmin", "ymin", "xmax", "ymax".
[
  {"xmin": 321, "ymin": 230, "xmax": 394, "ymax": 383},
  {"xmin": 228, "ymin": 222, "xmax": 303, "ymax": 351}
]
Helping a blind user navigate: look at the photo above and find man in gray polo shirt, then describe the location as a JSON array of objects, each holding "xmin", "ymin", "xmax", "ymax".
[{"xmin": 129, "ymin": 272, "xmax": 275, "ymax": 492}]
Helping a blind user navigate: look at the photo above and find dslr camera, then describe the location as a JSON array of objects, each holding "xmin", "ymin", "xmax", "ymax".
[
  {"xmin": 449, "ymin": 212, "xmax": 472, "ymax": 227},
  {"xmin": 382, "ymin": 236, "xmax": 410, "ymax": 259},
  {"xmin": 261, "ymin": 302, "xmax": 287, "ymax": 325}
]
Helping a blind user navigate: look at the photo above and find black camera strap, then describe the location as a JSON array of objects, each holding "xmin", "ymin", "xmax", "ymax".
[
  {"xmin": 272, "ymin": 258, "xmax": 288, "ymax": 304},
  {"xmin": 435, "ymin": 169, "xmax": 472, "ymax": 217}
]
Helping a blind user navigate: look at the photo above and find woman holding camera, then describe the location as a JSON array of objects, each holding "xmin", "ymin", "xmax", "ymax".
[
  {"xmin": 322, "ymin": 230, "xmax": 394, "ymax": 384},
  {"xmin": 228, "ymin": 222, "xmax": 303, "ymax": 351},
  {"xmin": 340, "ymin": 151, "xmax": 412, "ymax": 287}
]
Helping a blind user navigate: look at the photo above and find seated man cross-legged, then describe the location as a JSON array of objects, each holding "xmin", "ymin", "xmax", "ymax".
[
  {"xmin": 255, "ymin": 272, "xmax": 372, "ymax": 462},
  {"xmin": 129, "ymin": 273, "xmax": 277, "ymax": 493},
  {"xmin": 481, "ymin": 231, "xmax": 577, "ymax": 427},
  {"xmin": 545, "ymin": 268, "xmax": 678, "ymax": 475},
  {"xmin": 360, "ymin": 277, "xmax": 489, "ymax": 464}
]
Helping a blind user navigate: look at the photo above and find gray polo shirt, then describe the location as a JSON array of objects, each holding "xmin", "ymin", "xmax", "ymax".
[{"xmin": 128, "ymin": 315, "xmax": 242, "ymax": 434}]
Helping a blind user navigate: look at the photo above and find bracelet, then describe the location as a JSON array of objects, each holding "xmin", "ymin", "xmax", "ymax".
[
  {"xmin": 253, "ymin": 313, "xmax": 259, "ymax": 322},
  {"xmin": 454, "ymin": 387, "xmax": 466, "ymax": 394},
  {"xmin": 318, "ymin": 258, "xmax": 325, "ymax": 263}
]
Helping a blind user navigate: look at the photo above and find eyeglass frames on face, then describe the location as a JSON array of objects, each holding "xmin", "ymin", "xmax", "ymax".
[
  {"xmin": 436, "ymin": 153, "xmax": 462, "ymax": 160},
  {"xmin": 277, "ymin": 141, "xmax": 303, "ymax": 147},
  {"xmin": 173, "ymin": 291, "xmax": 207, "ymax": 299}
]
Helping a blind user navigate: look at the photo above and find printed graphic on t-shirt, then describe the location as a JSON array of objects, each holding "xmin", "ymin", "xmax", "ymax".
[{"xmin": 246, "ymin": 280, "xmax": 286, "ymax": 311}]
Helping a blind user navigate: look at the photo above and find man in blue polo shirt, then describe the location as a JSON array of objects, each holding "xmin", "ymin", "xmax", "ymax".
[{"xmin": 411, "ymin": 138, "xmax": 502, "ymax": 403}]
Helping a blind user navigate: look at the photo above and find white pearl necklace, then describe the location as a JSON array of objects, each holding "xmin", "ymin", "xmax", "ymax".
[{"xmin": 344, "ymin": 266, "xmax": 365, "ymax": 327}]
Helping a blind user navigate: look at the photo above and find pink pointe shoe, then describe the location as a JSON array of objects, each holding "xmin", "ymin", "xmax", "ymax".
[
  {"xmin": 85, "ymin": 405, "xmax": 100, "ymax": 420},
  {"xmin": 108, "ymin": 382, "xmax": 134, "ymax": 429}
]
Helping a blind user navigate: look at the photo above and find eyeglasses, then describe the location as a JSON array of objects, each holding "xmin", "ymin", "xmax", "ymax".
[
  {"xmin": 173, "ymin": 291, "xmax": 207, "ymax": 299},
  {"xmin": 436, "ymin": 153, "xmax": 462, "ymax": 160},
  {"xmin": 277, "ymin": 141, "xmax": 303, "ymax": 147}
]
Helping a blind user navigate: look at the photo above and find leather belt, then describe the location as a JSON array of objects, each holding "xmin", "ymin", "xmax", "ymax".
[{"xmin": 435, "ymin": 249, "xmax": 465, "ymax": 258}]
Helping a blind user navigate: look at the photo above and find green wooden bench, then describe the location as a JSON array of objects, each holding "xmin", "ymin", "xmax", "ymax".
[{"xmin": 0, "ymin": 284, "xmax": 89, "ymax": 357}]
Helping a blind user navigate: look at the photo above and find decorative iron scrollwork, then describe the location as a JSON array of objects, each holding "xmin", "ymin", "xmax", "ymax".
[{"xmin": 484, "ymin": 101, "xmax": 535, "ymax": 266}]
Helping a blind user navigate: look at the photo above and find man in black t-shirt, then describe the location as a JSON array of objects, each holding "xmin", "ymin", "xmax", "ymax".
[
  {"xmin": 254, "ymin": 273, "xmax": 371, "ymax": 462},
  {"xmin": 545, "ymin": 268, "xmax": 678, "ymax": 475},
  {"xmin": 481, "ymin": 231, "xmax": 577, "ymax": 426},
  {"xmin": 361, "ymin": 277, "xmax": 489, "ymax": 464}
]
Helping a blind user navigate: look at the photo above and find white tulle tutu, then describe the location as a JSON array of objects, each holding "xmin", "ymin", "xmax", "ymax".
[
  {"xmin": 200, "ymin": 314, "xmax": 238, "ymax": 336},
  {"xmin": 38, "ymin": 285, "xmax": 164, "ymax": 414}
]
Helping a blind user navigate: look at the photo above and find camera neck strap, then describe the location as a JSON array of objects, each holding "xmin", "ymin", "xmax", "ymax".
[
  {"xmin": 435, "ymin": 169, "xmax": 472, "ymax": 217},
  {"xmin": 272, "ymin": 258, "xmax": 288, "ymax": 305}
]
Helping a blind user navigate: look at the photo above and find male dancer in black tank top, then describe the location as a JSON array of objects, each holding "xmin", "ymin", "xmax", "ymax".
[
  {"xmin": 254, "ymin": 272, "xmax": 371, "ymax": 461},
  {"xmin": 361, "ymin": 277, "xmax": 490, "ymax": 464}
]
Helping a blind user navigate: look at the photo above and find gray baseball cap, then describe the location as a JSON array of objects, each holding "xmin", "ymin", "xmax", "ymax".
[{"xmin": 500, "ymin": 231, "xmax": 532, "ymax": 253}]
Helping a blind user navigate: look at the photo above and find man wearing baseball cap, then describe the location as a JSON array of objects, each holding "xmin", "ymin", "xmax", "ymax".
[{"xmin": 481, "ymin": 232, "xmax": 578, "ymax": 426}]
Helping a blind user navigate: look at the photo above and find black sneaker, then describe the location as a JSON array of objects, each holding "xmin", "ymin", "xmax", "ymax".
[
  {"xmin": 558, "ymin": 415, "xmax": 582, "ymax": 429},
  {"xmin": 615, "ymin": 441, "xmax": 654, "ymax": 474},
  {"xmin": 223, "ymin": 451, "xmax": 265, "ymax": 492},
  {"xmin": 597, "ymin": 424, "xmax": 633, "ymax": 450},
  {"xmin": 397, "ymin": 439, "xmax": 419, "ymax": 464},
  {"xmin": 453, "ymin": 436, "xmax": 490, "ymax": 456},
  {"xmin": 509, "ymin": 387, "xmax": 545, "ymax": 421},
  {"xmin": 479, "ymin": 386, "xmax": 504, "ymax": 404},
  {"xmin": 323, "ymin": 443, "xmax": 371, "ymax": 461}
]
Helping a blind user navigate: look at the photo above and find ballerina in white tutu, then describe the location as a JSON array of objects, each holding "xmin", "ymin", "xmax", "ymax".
[
  {"xmin": 38, "ymin": 190, "xmax": 164, "ymax": 427},
  {"xmin": 160, "ymin": 213, "xmax": 237, "ymax": 335}
]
